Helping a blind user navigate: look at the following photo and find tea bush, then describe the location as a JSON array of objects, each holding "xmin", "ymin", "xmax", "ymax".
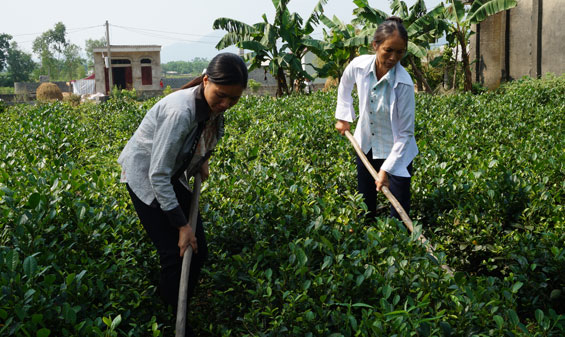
[{"xmin": 0, "ymin": 75, "xmax": 563, "ymax": 336}]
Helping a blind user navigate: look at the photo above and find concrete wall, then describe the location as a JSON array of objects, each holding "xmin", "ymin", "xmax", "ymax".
[
  {"xmin": 14, "ymin": 81, "xmax": 72, "ymax": 94},
  {"xmin": 248, "ymin": 67, "xmax": 277, "ymax": 86},
  {"xmin": 542, "ymin": 0, "xmax": 565, "ymax": 76},
  {"xmin": 470, "ymin": 0, "xmax": 565, "ymax": 89},
  {"xmin": 469, "ymin": 11, "xmax": 506, "ymax": 88}
]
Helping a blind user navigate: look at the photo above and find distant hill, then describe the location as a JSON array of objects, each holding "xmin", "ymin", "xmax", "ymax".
[{"xmin": 161, "ymin": 36, "xmax": 238, "ymax": 62}]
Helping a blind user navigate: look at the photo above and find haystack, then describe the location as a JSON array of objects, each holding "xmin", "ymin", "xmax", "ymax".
[{"xmin": 36, "ymin": 83, "xmax": 63, "ymax": 102}]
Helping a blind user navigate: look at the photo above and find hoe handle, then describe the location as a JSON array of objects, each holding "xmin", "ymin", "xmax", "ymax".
[
  {"xmin": 175, "ymin": 173, "xmax": 202, "ymax": 337},
  {"xmin": 344, "ymin": 130, "xmax": 453, "ymax": 275}
]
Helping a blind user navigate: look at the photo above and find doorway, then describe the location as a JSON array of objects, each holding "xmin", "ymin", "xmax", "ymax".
[{"xmin": 112, "ymin": 67, "xmax": 133, "ymax": 90}]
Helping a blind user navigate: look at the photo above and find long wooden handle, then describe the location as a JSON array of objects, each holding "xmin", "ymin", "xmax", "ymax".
[
  {"xmin": 175, "ymin": 173, "xmax": 202, "ymax": 337},
  {"xmin": 344, "ymin": 130, "xmax": 452, "ymax": 275}
]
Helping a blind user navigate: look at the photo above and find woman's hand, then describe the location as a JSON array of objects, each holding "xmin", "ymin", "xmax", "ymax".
[
  {"xmin": 335, "ymin": 120, "xmax": 350, "ymax": 135},
  {"xmin": 178, "ymin": 225, "xmax": 198, "ymax": 257},
  {"xmin": 375, "ymin": 169, "xmax": 389, "ymax": 192},
  {"xmin": 200, "ymin": 160, "xmax": 210, "ymax": 181}
]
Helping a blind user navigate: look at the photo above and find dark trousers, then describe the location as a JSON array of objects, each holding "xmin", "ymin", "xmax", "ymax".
[
  {"xmin": 356, "ymin": 150, "xmax": 413, "ymax": 220},
  {"xmin": 126, "ymin": 181, "xmax": 208, "ymax": 313}
]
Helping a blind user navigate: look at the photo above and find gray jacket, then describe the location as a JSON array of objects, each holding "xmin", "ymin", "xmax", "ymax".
[{"xmin": 118, "ymin": 85, "xmax": 212, "ymax": 220}]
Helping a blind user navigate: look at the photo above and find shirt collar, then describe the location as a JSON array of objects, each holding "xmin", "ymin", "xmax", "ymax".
[
  {"xmin": 370, "ymin": 55, "xmax": 396, "ymax": 86},
  {"xmin": 194, "ymin": 83, "xmax": 211, "ymax": 123},
  {"xmin": 359, "ymin": 54, "xmax": 412, "ymax": 88}
]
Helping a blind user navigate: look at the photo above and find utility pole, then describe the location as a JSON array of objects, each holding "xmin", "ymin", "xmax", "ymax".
[{"xmin": 105, "ymin": 20, "xmax": 112, "ymax": 94}]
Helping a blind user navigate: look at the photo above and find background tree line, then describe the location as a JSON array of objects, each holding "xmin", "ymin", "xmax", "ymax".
[
  {"xmin": 161, "ymin": 58, "xmax": 210, "ymax": 76},
  {"xmin": 0, "ymin": 22, "xmax": 107, "ymax": 87}
]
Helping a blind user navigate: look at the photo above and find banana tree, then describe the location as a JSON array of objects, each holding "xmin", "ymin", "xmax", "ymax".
[
  {"xmin": 213, "ymin": 0, "xmax": 327, "ymax": 96},
  {"xmin": 213, "ymin": 15, "xmax": 289, "ymax": 96},
  {"xmin": 444, "ymin": 0, "xmax": 517, "ymax": 91},
  {"xmin": 278, "ymin": 0, "xmax": 328, "ymax": 93},
  {"xmin": 302, "ymin": 14, "xmax": 371, "ymax": 83},
  {"xmin": 353, "ymin": 0, "xmax": 446, "ymax": 93}
]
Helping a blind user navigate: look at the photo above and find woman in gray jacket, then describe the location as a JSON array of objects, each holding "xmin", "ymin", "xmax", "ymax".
[{"xmin": 118, "ymin": 53, "xmax": 247, "ymax": 334}]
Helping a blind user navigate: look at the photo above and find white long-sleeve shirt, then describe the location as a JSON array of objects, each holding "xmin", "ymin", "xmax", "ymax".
[{"xmin": 336, "ymin": 54, "xmax": 418, "ymax": 177}]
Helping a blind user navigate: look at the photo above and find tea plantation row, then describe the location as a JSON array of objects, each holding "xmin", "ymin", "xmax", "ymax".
[{"xmin": 0, "ymin": 75, "xmax": 563, "ymax": 336}]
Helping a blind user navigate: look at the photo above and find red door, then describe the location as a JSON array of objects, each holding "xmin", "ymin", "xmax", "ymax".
[{"xmin": 125, "ymin": 67, "xmax": 133, "ymax": 90}]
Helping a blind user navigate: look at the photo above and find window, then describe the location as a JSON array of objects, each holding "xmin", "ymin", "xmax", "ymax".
[{"xmin": 141, "ymin": 58, "xmax": 152, "ymax": 64}]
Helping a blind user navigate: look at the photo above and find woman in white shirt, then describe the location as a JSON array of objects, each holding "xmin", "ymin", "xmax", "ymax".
[
  {"xmin": 335, "ymin": 17, "xmax": 418, "ymax": 220},
  {"xmin": 118, "ymin": 53, "xmax": 247, "ymax": 336}
]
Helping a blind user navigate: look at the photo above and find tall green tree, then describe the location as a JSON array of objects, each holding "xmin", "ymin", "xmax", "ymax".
[
  {"xmin": 33, "ymin": 22, "xmax": 68, "ymax": 78},
  {"xmin": 0, "ymin": 35, "xmax": 36, "ymax": 86},
  {"xmin": 63, "ymin": 43, "xmax": 86, "ymax": 80},
  {"xmin": 0, "ymin": 33, "xmax": 12, "ymax": 72},
  {"xmin": 85, "ymin": 37, "xmax": 106, "ymax": 69},
  {"xmin": 213, "ymin": 0, "xmax": 327, "ymax": 96},
  {"xmin": 443, "ymin": 0, "xmax": 517, "ymax": 91},
  {"xmin": 303, "ymin": 14, "xmax": 369, "ymax": 83},
  {"xmin": 7, "ymin": 42, "xmax": 36, "ymax": 83}
]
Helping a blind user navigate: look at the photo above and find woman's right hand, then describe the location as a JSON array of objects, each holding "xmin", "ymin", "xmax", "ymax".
[
  {"xmin": 178, "ymin": 225, "xmax": 198, "ymax": 257},
  {"xmin": 335, "ymin": 120, "xmax": 350, "ymax": 135}
]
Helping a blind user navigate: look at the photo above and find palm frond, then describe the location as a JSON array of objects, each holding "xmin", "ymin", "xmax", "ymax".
[
  {"xmin": 468, "ymin": 0, "xmax": 517, "ymax": 24},
  {"xmin": 213, "ymin": 18, "xmax": 255, "ymax": 36},
  {"xmin": 214, "ymin": 32, "xmax": 247, "ymax": 50}
]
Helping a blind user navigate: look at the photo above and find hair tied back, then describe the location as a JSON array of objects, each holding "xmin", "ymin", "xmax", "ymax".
[{"xmin": 385, "ymin": 16, "xmax": 403, "ymax": 24}]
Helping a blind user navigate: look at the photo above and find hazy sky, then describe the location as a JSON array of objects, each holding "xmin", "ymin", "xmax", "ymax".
[{"xmin": 3, "ymin": 0, "xmax": 441, "ymax": 60}]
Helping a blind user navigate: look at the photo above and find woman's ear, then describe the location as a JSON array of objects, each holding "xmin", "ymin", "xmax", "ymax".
[
  {"xmin": 202, "ymin": 74, "xmax": 209, "ymax": 88},
  {"xmin": 372, "ymin": 41, "xmax": 378, "ymax": 52}
]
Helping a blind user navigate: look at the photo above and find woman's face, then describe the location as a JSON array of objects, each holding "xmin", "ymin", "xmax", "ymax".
[
  {"xmin": 203, "ymin": 75, "xmax": 244, "ymax": 114},
  {"xmin": 373, "ymin": 31, "xmax": 406, "ymax": 73}
]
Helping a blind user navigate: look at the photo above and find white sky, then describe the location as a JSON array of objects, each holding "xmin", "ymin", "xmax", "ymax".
[{"xmin": 2, "ymin": 0, "xmax": 441, "ymax": 59}]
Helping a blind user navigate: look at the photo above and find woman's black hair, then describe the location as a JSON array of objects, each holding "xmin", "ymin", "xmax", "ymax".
[
  {"xmin": 182, "ymin": 53, "xmax": 248, "ymax": 89},
  {"xmin": 373, "ymin": 16, "xmax": 408, "ymax": 47}
]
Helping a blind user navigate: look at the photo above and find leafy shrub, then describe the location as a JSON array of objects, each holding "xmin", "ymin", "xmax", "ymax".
[
  {"xmin": 0, "ymin": 87, "xmax": 14, "ymax": 94},
  {"xmin": 162, "ymin": 85, "xmax": 173, "ymax": 96},
  {"xmin": 247, "ymin": 79, "xmax": 261, "ymax": 92},
  {"xmin": 110, "ymin": 86, "xmax": 137, "ymax": 101},
  {"xmin": 63, "ymin": 93, "xmax": 81, "ymax": 106}
]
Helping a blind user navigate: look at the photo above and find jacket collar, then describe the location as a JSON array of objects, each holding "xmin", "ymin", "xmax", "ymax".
[{"xmin": 194, "ymin": 83, "xmax": 211, "ymax": 123}]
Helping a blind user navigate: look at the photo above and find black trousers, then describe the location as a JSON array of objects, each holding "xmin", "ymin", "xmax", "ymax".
[
  {"xmin": 356, "ymin": 150, "xmax": 413, "ymax": 220},
  {"xmin": 127, "ymin": 181, "xmax": 208, "ymax": 313}
]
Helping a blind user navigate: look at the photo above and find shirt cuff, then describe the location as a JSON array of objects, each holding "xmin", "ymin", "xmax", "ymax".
[
  {"xmin": 335, "ymin": 105, "xmax": 355, "ymax": 122},
  {"xmin": 165, "ymin": 205, "xmax": 187, "ymax": 228}
]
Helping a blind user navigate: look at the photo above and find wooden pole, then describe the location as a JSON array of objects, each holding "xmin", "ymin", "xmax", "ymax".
[
  {"xmin": 105, "ymin": 20, "xmax": 113, "ymax": 94},
  {"xmin": 344, "ymin": 130, "xmax": 453, "ymax": 275},
  {"xmin": 175, "ymin": 173, "xmax": 202, "ymax": 337}
]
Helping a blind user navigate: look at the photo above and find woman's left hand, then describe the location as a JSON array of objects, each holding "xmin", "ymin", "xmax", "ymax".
[
  {"xmin": 200, "ymin": 160, "xmax": 210, "ymax": 181},
  {"xmin": 375, "ymin": 169, "xmax": 389, "ymax": 192},
  {"xmin": 178, "ymin": 224, "xmax": 197, "ymax": 256}
]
